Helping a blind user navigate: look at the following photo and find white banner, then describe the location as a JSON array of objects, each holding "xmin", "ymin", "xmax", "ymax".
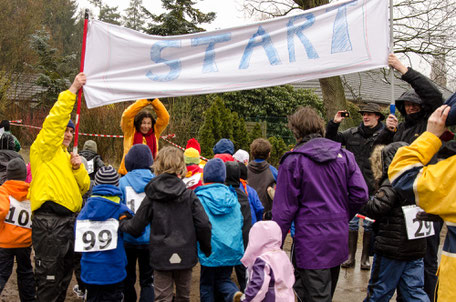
[{"xmin": 83, "ymin": 0, "xmax": 389, "ymax": 108}]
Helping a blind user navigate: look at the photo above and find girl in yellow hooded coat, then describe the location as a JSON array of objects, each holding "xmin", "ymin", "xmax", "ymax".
[{"xmin": 119, "ymin": 99, "xmax": 169, "ymax": 175}]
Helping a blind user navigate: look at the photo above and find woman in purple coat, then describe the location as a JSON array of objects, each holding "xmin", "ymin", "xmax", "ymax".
[{"xmin": 272, "ymin": 107, "xmax": 369, "ymax": 302}]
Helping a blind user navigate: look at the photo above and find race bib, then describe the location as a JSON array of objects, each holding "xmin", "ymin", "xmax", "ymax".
[
  {"xmin": 86, "ymin": 159, "xmax": 95, "ymax": 174},
  {"xmin": 75, "ymin": 219, "xmax": 118, "ymax": 252},
  {"xmin": 4, "ymin": 196, "xmax": 32, "ymax": 229},
  {"xmin": 125, "ymin": 186, "xmax": 145, "ymax": 213},
  {"xmin": 402, "ymin": 205, "xmax": 435, "ymax": 240},
  {"xmin": 182, "ymin": 173, "xmax": 201, "ymax": 188}
]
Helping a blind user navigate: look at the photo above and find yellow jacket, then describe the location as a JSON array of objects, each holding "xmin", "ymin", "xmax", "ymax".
[
  {"xmin": 29, "ymin": 90, "xmax": 90, "ymax": 213},
  {"xmin": 389, "ymin": 131, "xmax": 456, "ymax": 302},
  {"xmin": 0, "ymin": 180, "xmax": 31, "ymax": 248},
  {"xmin": 119, "ymin": 98, "xmax": 169, "ymax": 175}
]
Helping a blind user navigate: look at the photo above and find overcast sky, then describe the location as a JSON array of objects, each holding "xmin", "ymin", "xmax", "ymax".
[{"xmin": 77, "ymin": 0, "xmax": 251, "ymax": 31}]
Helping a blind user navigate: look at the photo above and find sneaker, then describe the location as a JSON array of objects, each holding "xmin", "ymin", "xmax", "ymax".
[
  {"xmin": 73, "ymin": 284, "xmax": 87, "ymax": 299},
  {"xmin": 233, "ymin": 291, "xmax": 243, "ymax": 302}
]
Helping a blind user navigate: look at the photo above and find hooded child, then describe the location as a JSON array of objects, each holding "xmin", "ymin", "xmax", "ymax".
[
  {"xmin": 76, "ymin": 166, "xmax": 132, "ymax": 302},
  {"xmin": 120, "ymin": 146, "xmax": 212, "ymax": 301},
  {"xmin": 119, "ymin": 144, "xmax": 155, "ymax": 302},
  {"xmin": 236, "ymin": 221, "xmax": 295, "ymax": 302},
  {"xmin": 213, "ymin": 138, "xmax": 235, "ymax": 162},
  {"xmin": 195, "ymin": 158, "xmax": 244, "ymax": 302}
]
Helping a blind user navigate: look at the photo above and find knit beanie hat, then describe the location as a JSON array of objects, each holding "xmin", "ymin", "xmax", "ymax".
[
  {"xmin": 203, "ymin": 158, "xmax": 226, "ymax": 183},
  {"xmin": 233, "ymin": 149, "xmax": 249, "ymax": 165},
  {"xmin": 125, "ymin": 144, "xmax": 153, "ymax": 172},
  {"xmin": 0, "ymin": 120, "xmax": 10, "ymax": 131},
  {"xmin": 184, "ymin": 147, "xmax": 200, "ymax": 165},
  {"xmin": 94, "ymin": 165, "xmax": 119, "ymax": 186},
  {"xmin": 6, "ymin": 158, "xmax": 27, "ymax": 181},
  {"xmin": 213, "ymin": 139, "xmax": 235, "ymax": 155},
  {"xmin": 186, "ymin": 138, "xmax": 201, "ymax": 154},
  {"xmin": 83, "ymin": 140, "xmax": 97, "ymax": 153},
  {"xmin": 67, "ymin": 119, "xmax": 75, "ymax": 130}
]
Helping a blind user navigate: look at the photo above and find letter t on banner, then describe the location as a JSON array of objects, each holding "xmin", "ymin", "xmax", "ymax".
[{"xmin": 73, "ymin": 9, "xmax": 89, "ymax": 154}]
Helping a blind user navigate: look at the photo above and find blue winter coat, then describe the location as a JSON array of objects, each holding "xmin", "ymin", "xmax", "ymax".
[
  {"xmin": 77, "ymin": 184, "xmax": 132, "ymax": 285},
  {"xmin": 119, "ymin": 169, "xmax": 154, "ymax": 245},
  {"xmin": 240, "ymin": 183, "xmax": 264, "ymax": 224},
  {"xmin": 195, "ymin": 183, "xmax": 244, "ymax": 267}
]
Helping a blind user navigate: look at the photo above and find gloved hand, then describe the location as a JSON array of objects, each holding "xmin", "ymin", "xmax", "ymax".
[
  {"xmin": 416, "ymin": 211, "xmax": 442, "ymax": 222},
  {"xmin": 119, "ymin": 211, "xmax": 133, "ymax": 221}
]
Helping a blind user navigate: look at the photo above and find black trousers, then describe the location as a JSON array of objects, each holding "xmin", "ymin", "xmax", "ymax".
[
  {"xmin": 423, "ymin": 220, "xmax": 443, "ymax": 301},
  {"xmin": 32, "ymin": 212, "xmax": 75, "ymax": 302},
  {"xmin": 123, "ymin": 245, "xmax": 154, "ymax": 302},
  {"xmin": 295, "ymin": 265, "xmax": 340, "ymax": 302},
  {"xmin": 86, "ymin": 281, "xmax": 124, "ymax": 302},
  {"xmin": 0, "ymin": 246, "xmax": 36, "ymax": 301}
]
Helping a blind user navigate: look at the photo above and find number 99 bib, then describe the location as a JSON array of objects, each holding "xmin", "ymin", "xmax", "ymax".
[{"xmin": 75, "ymin": 219, "xmax": 119, "ymax": 252}]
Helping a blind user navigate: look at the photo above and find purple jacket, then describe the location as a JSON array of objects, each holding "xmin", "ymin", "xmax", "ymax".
[{"xmin": 272, "ymin": 137, "xmax": 368, "ymax": 269}]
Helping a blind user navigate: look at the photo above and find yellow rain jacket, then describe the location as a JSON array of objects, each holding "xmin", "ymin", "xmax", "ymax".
[
  {"xmin": 29, "ymin": 90, "xmax": 90, "ymax": 213},
  {"xmin": 119, "ymin": 98, "xmax": 169, "ymax": 175},
  {"xmin": 389, "ymin": 131, "xmax": 456, "ymax": 302}
]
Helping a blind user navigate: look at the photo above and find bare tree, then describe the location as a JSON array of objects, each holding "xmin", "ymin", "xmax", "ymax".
[{"xmin": 242, "ymin": 0, "xmax": 456, "ymax": 115}]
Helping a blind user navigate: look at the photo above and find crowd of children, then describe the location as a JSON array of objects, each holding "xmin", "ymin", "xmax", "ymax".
[{"xmin": 0, "ymin": 68, "xmax": 454, "ymax": 302}]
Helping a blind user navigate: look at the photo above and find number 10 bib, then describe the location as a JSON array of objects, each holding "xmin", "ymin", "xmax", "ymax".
[{"xmin": 75, "ymin": 219, "xmax": 119, "ymax": 252}]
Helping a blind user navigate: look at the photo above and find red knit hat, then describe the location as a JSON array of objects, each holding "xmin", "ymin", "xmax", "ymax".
[{"xmin": 186, "ymin": 138, "xmax": 201, "ymax": 153}]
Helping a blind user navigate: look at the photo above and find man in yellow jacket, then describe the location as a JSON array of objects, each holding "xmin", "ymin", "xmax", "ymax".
[
  {"xmin": 29, "ymin": 73, "xmax": 90, "ymax": 302},
  {"xmin": 389, "ymin": 104, "xmax": 455, "ymax": 302}
]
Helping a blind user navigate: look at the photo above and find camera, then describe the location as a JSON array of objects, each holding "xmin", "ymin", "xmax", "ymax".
[{"xmin": 341, "ymin": 112, "xmax": 350, "ymax": 118}]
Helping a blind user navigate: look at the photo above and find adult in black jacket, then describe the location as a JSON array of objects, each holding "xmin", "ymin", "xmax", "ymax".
[
  {"xmin": 375, "ymin": 54, "xmax": 443, "ymax": 300},
  {"xmin": 120, "ymin": 147, "xmax": 211, "ymax": 301},
  {"xmin": 375, "ymin": 54, "xmax": 443, "ymax": 145},
  {"xmin": 360, "ymin": 142, "xmax": 428, "ymax": 301},
  {"xmin": 0, "ymin": 133, "xmax": 23, "ymax": 185},
  {"xmin": 225, "ymin": 161, "xmax": 252, "ymax": 292},
  {"xmin": 326, "ymin": 102, "xmax": 384, "ymax": 270}
]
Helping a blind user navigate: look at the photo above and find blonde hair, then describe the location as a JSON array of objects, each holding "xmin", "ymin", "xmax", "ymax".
[{"xmin": 152, "ymin": 146, "xmax": 187, "ymax": 177}]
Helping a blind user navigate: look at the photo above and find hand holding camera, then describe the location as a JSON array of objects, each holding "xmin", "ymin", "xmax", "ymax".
[{"xmin": 334, "ymin": 110, "xmax": 350, "ymax": 123}]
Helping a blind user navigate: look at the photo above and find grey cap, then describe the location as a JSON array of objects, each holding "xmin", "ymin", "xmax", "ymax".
[
  {"xmin": 83, "ymin": 140, "xmax": 97, "ymax": 153},
  {"xmin": 6, "ymin": 158, "xmax": 27, "ymax": 181}
]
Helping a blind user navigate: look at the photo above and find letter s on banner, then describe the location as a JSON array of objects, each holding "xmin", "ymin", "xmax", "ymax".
[{"xmin": 146, "ymin": 40, "xmax": 182, "ymax": 82}]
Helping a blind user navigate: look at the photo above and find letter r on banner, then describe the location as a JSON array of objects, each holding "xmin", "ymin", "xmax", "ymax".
[
  {"xmin": 287, "ymin": 14, "xmax": 319, "ymax": 62},
  {"xmin": 147, "ymin": 40, "xmax": 182, "ymax": 82}
]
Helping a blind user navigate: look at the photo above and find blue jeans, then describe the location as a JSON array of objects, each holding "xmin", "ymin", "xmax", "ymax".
[
  {"xmin": 364, "ymin": 254, "xmax": 429, "ymax": 302},
  {"xmin": 349, "ymin": 216, "xmax": 372, "ymax": 232},
  {"xmin": 200, "ymin": 266, "xmax": 239, "ymax": 302}
]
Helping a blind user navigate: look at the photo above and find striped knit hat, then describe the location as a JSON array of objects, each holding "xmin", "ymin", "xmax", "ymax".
[{"xmin": 94, "ymin": 165, "xmax": 119, "ymax": 186}]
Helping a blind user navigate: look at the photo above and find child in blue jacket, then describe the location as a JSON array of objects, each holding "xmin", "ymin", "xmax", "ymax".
[
  {"xmin": 76, "ymin": 166, "xmax": 132, "ymax": 302},
  {"xmin": 195, "ymin": 158, "xmax": 244, "ymax": 302},
  {"xmin": 119, "ymin": 144, "xmax": 155, "ymax": 301}
]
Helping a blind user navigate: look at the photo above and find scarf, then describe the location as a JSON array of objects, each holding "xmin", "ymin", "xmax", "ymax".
[
  {"xmin": 359, "ymin": 122, "xmax": 383, "ymax": 138},
  {"xmin": 133, "ymin": 128, "xmax": 157, "ymax": 159}
]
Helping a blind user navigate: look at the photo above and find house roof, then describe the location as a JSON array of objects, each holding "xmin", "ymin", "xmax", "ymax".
[{"xmin": 292, "ymin": 68, "xmax": 453, "ymax": 104}]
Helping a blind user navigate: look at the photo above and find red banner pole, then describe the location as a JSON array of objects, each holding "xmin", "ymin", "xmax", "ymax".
[{"xmin": 73, "ymin": 9, "xmax": 89, "ymax": 154}]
